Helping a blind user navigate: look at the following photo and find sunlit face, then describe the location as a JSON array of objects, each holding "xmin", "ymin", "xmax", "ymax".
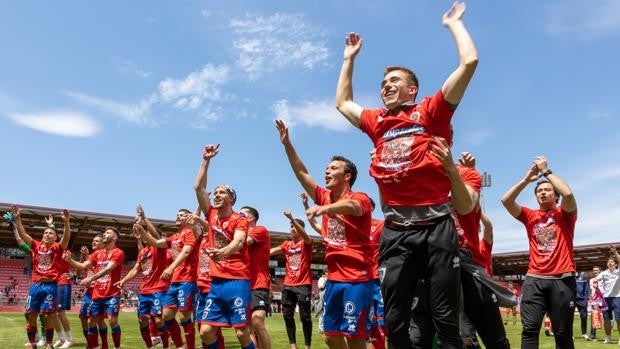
[
  {"xmin": 290, "ymin": 223, "xmax": 301, "ymax": 241},
  {"xmin": 608, "ymin": 258, "xmax": 618, "ymax": 270},
  {"xmin": 212, "ymin": 187, "xmax": 233, "ymax": 209},
  {"xmin": 103, "ymin": 229, "xmax": 118, "ymax": 243},
  {"xmin": 535, "ymin": 182, "xmax": 557, "ymax": 209},
  {"xmin": 324, "ymin": 160, "xmax": 349, "ymax": 190},
  {"xmin": 92, "ymin": 237, "xmax": 104, "ymax": 250},
  {"xmin": 240, "ymin": 208, "xmax": 255, "ymax": 223},
  {"xmin": 175, "ymin": 210, "xmax": 189, "ymax": 226},
  {"xmin": 42, "ymin": 228, "xmax": 57, "ymax": 244},
  {"xmin": 593, "ymin": 267, "xmax": 601, "ymax": 276},
  {"xmin": 381, "ymin": 70, "xmax": 418, "ymax": 110}
]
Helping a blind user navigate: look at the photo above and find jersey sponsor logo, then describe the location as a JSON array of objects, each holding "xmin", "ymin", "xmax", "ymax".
[
  {"xmin": 234, "ymin": 297, "xmax": 243, "ymax": 307},
  {"xmin": 452, "ymin": 256, "xmax": 460, "ymax": 269},
  {"xmin": 344, "ymin": 301, "xmax": 355, "ymax": 315},
  {"xmin": 326, "ymin": 217, "xmax": 346, "ymax": 247},
  {"xmin": 37, "ymin": 248, "xmax": 53, "ymax": 271},
  {"xmin": 381, "ymin": 125, "xmax": 425, "ymax": 140},
  {"xmin": 533, "ymin": 216, "xmax": 557, "ymax": 253}
]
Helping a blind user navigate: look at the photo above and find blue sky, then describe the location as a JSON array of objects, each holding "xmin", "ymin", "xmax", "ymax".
[{"xmin": 1, "ymin": 1, "xmax": 619, "ymax": 252}]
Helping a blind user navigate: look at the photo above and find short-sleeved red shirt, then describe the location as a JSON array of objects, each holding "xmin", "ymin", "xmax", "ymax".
[
  {"xmin": 88, "ymin": 247, "xmax": 125, "ymax": 300},
  {"xmin": 517, "ymin": 206, "xmax": 577, "ymax": 275},
  {"xmin": 206, "ymin": 207, "xmax": 250, "ymax": 280},
  {"xmin": 197, "ymin": 235, "xmax": 212, "ymax": 293},
  {"xmin": 454, "ymin": 165, "xmax": 483, "ymax": 262},
  {"xmin": 30, "ymin": 241, "xmax": 64, "ymax": 283},
  {"xmin": 280, "ymin": 239, "xmax": 313, "ymax": 287},
  {"xmin": 165, "ymin": 227, "xmax": 198, "ymax": 282},
  {"xmin": 360, "ymin": 90, "xmax": 455, "ymax": 207},
  {"xmin": 479, "ymin": 239, "xmax": 493, "ymax": 276},
  {"xmin": 314, "ymin": 185, "xmax": 373, "ymax": 282},
  {"xmin": 370, "ymin": 219, "xmax": 384, "ymax": 280},
  {"xmin": 248, "ymin": 225, "xmax": 271, "ymax": 290},
  {"xmin": 57, "ymin": 259, "xmax": 72, "ymax": 285},
  {"xmin": 136, "ymin": 246, "xmax": 169, "ymax": 294}
]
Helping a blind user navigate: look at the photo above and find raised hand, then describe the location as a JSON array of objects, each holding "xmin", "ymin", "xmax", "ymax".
[
  {"xmin": 343, "ymin": 32, "xmax": 362, "ymax": 60},
  {"xmin": 523, "ymin": 164, "xmax": 540, "ymax": 183},
  {"xmin": 300, "ymin": 193, "xmax": 309, "ymax": 205},
  {"xmin": 275, "ymin": 119, "xmax": 290, "ymax": 144},
  {"xmin": 80, "ymin": 245, "xmax": 90, "ymax": 257},
  {"xmin": 132, "ymin": 223, "xmax": 144, "ymax": 239},
  {"xmin": 283, "ymin": 210, "xmax": 294, "ymax": 220},
  {"xmin": 306, "ymin": 205, "xmax": 326, "ymax": 220},
  {"xmin": 459, "ymin": 152, "xmax": 476, "ymax": 168},
  {"xmin": 203, "ymin": 144, "xmax": 220, "ymax": 160},
  {"xmin": 45, "ymin": 214, "xmax": 54, "ymax": 227},
  {"xmin": 136, "ymin": 204, "xmax": 146, "ymax": 222},
  {"xmin": 62, "ymin": 250, "xmax": 73, "ymax": 261},
  {"xmin": 429, "ymin": 136, "xmax": 455, "ymax": 169},
  {"xmin": 10, "ymin": 205, "xmax": 20, "ymax": 220},
  {"xmin": 533, "ymin": 156, "xmax": 549, "ymax": 173},
  {"xmin": 442, "ymin": 1, "xmax": 466, "ymax": 27},
  {"xmin": 61, "ymin": 209, "xmax": 70, "ymax": 224}
]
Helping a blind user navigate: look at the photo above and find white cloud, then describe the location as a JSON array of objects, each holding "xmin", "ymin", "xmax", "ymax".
[
  {"xmin": 8, "ymin": 111, "xmax": 100, "ymax": 137},
  {"xmin": 114, "ymin": 59, "xmax": 152, "ymax": 79},
  {"xmin": 158, "ymin": 64, "xmax": 229, "ymax": 110},
  {"xmin": 463, "ymin": 128, "xmax": 493, "ymax": 146},
  {"xmin": 273, "ymin": 99, "xmax": 352, "ymax": 132},
  {"xmin": 229, "ymin": 13, "xmax": 330, "ymax": 79},
  {"xmin": 545, "ymin": 0, "xmax": 620, "ymax": 38},
  {"xmin": 589, "ymin": 111, "xmax": 613, "ymax": 120},
  {"xmin": 65, "ymin": 91, "xmax": 157, "ymax": 125},
  {"xmin": 200, "ymin": 9, "xmax": 211, "ymax": 18}
]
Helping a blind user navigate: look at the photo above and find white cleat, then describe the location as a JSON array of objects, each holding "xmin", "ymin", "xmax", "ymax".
[
  {"xmin": 59, "ymin": 340, "xmax": 74, "ymax": 348},
  {"xmin": 36, "ymin": 338, "xmax": 47, "ymax": 347},
  {"xmin": 52, "ymin": 339, "xmax": 65, "ymax": 348}
]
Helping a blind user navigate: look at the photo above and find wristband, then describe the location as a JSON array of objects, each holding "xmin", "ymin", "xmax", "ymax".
[{"xmin": 541, "ymin": 169, "xmax": 552, "ymax": 177}]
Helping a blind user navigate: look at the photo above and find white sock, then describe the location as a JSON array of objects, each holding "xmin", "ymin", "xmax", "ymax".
[
  {"xmin": 57, "ymin": 330, "xmax": 65, "ymax": 341},
  {"xmin": 64, "ymin": 330, "xmax": 72, "ymax": 341}
]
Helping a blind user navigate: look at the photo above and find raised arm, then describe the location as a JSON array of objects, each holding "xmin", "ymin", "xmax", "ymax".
[
  {"xmin": 533, "ymin": 156, "xmax": 577, "ymax": 213},
  {"xmin": 136, "ymin": 204, "xmax": 162, "ymax": 239},
  {"xmin": 284, "ymin": 210, "xmax": 313, "ymax": 245},
  {"xmin": 114, "ymin": 261, "xmax": 140, "ymax": 289},
  {"xmin": 440, "ymin": 2, "xmax": 479, "ymax": 106},
  {"xmin": 60, "ymin": 209, "xmax": 71, "ymax": 249},
  {"xmin": 11, "ymin": 205, "xmax": 33, "ymax": 246},
  {"xmin": 275, "ymin": 120, "xmax": 318, "ymax": 200},
  {"xmin": 81, "ymin": 259, "xmax": 119, "ymax": 287},
  {"xmin": 300, "ymin": 193, "xmax": 322, "ymax": 234},
  {"xmin": 194, "ymin": 144, "xmax": 219, "ymax": 216},
  {"xmin": 335, "ymin": 32, "xmax": 364, "ymax": 128},
  {"xmin": 135, "ymin": 221, "xmax": 167, "ymax": 249},
  {"xmin": 306, "ymin": 198, "xmax": 363, "ymax": 220},
  {"xmin": 63, "ymin": 250, "xmax": 91, "ymax": 272},
  {"xmin": 270, "ymin": 246, "xmax": 283, "ymax": 256},
  {"xmin": 430, "ymin": 137, "xmax": 477, "ymax": 214},
  {"xmin": 481, "ymin": 212, "xmax": 493, "ymax": 244},
  {"xmin": 501, "ymin": 163, "xmax": 539, "ymax": 218}
]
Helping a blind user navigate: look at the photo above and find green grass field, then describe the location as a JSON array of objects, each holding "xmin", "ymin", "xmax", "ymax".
[{"xmin": 0, "ymin": 312, "xmax": 615, "ymax": 348}]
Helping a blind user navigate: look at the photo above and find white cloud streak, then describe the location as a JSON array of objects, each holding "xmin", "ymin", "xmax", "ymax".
[
  {"xmin": 8, "ymin": 111, "xmax": 100, "ymax": 137},
  {"xmin": 273, "ymin": 99, "xmax": 352, "ymax": 132},
  {"xmin": 545, "ymin": 0, "xmax": 620, "ymax": 39},
  {"xmin": 229, "ymin": 13, "xmax": 330, "ymax": 79},
  {"xmin": 115, "ymin": 59, "xmax": 152, "ymax": 79},
  {"xmin": 158, "ymin": 64, "xmax": 229, "ymax": 111},
  {"xmin": 65, "ymin": 91, "xmax": 157, "ymax": 125}
]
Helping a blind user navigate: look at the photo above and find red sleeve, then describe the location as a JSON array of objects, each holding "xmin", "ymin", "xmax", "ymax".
[
  {"xmin": 279, "ymin": 241, "xmax": 288, "ymax": 252},
  {"xmin": 234, "ymin": 216, "xmax": 249, "ymax": 235},
  {"xmin": 314, "ymin": 185, "xmax": 329, "ymax": 206},
  {"xmin": 360, "ymin": 108, "xmax": 383, "ymax": 139},
  {"xmin": 351, "ymin": 192, "xmax": 372, "ymax": 216},
  {"xmin": 249, "ymin": 226, "xmax": 268, "ymax": 244},
  {"xmin": 517, "ymin": 206, "xmax": 533, "ymax": 225},
  {"xmin": 165, "ymin": 236, "xmax": 173, "ymax": 248},
  {"xmin": 181, "ymin": 228, "xmax": 197, "ymax": 247},
  {"xmin": 421, "ymin": 90, "xmax": 455, "ymax": 141},
  {"xmin": 457, "ymin": 166, "xmax": 482, "ymax": 194}
]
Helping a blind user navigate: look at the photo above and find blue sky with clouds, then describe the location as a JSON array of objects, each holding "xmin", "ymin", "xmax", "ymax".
[{"xmin": 1, "ymin": 0, "xmax": 619, "ymax": 252}]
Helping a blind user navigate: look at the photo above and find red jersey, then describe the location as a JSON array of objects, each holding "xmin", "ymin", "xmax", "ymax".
[
  {"xmin": 30, "ymin": 240, "xmax": 64, "ymax": 283},
  {"xmin": 315, "ymin": 185, "xmax": 373, "ymax": 282},
  {"xmin": 88, "ymin": 247, "xmax": 125, "ymax": 300},
  {"xmin": 454, "ymin": 165, "xmax": 483, "ymax": 264},
  {"xmin": 280, "ymin": 239, "xmax": 313, "ymax": 286},
  {"xmin": 206, "ymin": 207, "xmax": 250, "ymax": 280},
  {"xmin": 479, "ymin": 239, "xmax": 493, "ymax": 276},
  {"xmin": 166, "ymin": 227, "xmax": 199, "ymax": 282},
  {"xmin": 248, "ymin": 225, "xmax": 271, "ymax": 290},
  {"xmin": 57, "ymin": 259, "xmax": 72, "ymax": 286},
  {"xmin": 360, "ymin": 90, "xmax": 455, "ymax": 207},
  {"xmin": 370, "ymin": 219, "xmax": 384, "ymax": 280},
  {"xmin": 136, "ymin": 246, "xmax": 169, "ymax": 294},
  {"xmin": 517, "ymin": 206, "xmax": 577, "ymax": 275},
  {"xmin": 197, "ymin": 235, "xmax": 212, "ymax": 293}
]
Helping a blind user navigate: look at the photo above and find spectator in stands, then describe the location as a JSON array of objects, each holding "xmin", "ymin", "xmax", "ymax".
[
  {"xmin": 501, "ymin": 156, "xmax": 577, "ymax": 348},
  {"xmin": 591, "ymin": 247, "xmax": 620, "ymax": 344},
  {"xmin": 589, "ymin": 265, "xmax": 603, "ymax": 340}
]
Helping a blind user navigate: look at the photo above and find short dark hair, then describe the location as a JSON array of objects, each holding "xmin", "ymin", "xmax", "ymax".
[
  {"xmin": 240, "ymin": 206, "xmax": 259, "ymax": 221},
  {"xmin": 331, "ymin": 155, "xmax": 358, "ymax": 187},
  {"xmin": 104, "ymin": 226, "xmax": 120, "ymax": 238},
  {"xmin": 534, "ymin": 180, "xmax": 560, "ymax": 203},
  {"xmin": 178, "ymin": 208, "xmax": 192, "ymax": 215},
  {"xmin": 369, "ymin": 197, "xmax": 376, "ymax": 210},
  {"xmin": 293, "ymin": 218, "xmax": 305, "ymax": 228},
  {"xmin": 384, "ymin": 66, "xmax": 419, "ymax": 87}
]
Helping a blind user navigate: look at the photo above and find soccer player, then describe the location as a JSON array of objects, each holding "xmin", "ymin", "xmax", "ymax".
[
  {"xmin": 241, "ymin": 206, "xmax": 272, "ymax": 349},
  {"xmin": 11, "ymin": 206, "xmax": 71, "ymax": 349},
  {"xmin": 367, "ymin": 198, "xmax": 385, "ymax": 349},
  {"xmin": 76, "ymin": 236, "xmax": 104, "ymax": 345},
  {"xmin": 270, "ymin": 211, "xmax": 314, "ymax": 349},
  {"xmin": 139, "ymin": 208, "xmax": 200, "ymax": 349},
  {"xmin": 114, "ymin": 206, "xmax": 170, "ymax": 349},
  {"xmin": 44, "ymin": 215, "xmax": 74, "ymax": 349},
  {"xmin": 276, "ymin": 119, "xmax": 373, "ymax": 349},
  {"xmin": 64, "ymin": 226, "xmax": 125, "ymax": 349},
  {"xmin": 590, "ymin": 246, "xmax": 620, "ymax": 344},
  {"xmin": 479, "ymin": 212, "xmax": 494, "ymax": 277},
  {"xmin": 334, "ymin": 2, "xmax": 478, "ymax": 347},
  {"xmin": 300, "ymin": 193, "xmax": 322, "ymax": 234},
  {"xmin": 501, "ymin": 155, "xmax": 577, "ymax": 348},
  {"xmin": 194, "ymin": 144, "xmax": 254, "ymax": 349}
]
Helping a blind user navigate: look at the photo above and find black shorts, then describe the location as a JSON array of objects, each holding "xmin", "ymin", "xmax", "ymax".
[{"xmin": 251, "ymin": 288, "xmax": 270, "ymax": 312}]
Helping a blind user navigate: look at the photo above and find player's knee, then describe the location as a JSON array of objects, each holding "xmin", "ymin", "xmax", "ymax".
[{"xmin": 235, "ymin": 326, "xmax": 251, "ymax": 341}]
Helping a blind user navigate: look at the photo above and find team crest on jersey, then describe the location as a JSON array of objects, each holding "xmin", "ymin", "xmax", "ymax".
[
  {"xmin": 326, "ymin": 217, "xmax": 346, "ymax": 247},
  {"xmin": 38, "ymin": 249, "xmax": 53, "ymax": 271},
  {"xmin": 379, "ymin": 137, "xmax": 414, "ymax": 172}
]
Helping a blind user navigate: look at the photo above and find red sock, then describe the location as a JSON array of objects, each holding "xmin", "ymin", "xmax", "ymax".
[
  {"xmin": 45, "ymin": 328, "xmax": 54, "ymax": 345},
  {"xmin": 87, "ymin": 327, "xmax": 99, "ymax": 348},
  {"xmin": 140, "ymin": 326, "xmax": 154, "ymax": 347},
  {"xmin": 149, "ymin": 318, "xmax": 159, "ymax": 337},
  {"xmin": 99, "ymin": 327, "xmax": 109, "ymax": 349},
  {"xmin": 181, "ymin": 319, "xmax": 195, "ymax": 349},
  {"xmin": 111, "ymin": 326, "xmax": 121, "ymax": 348},
  {"xmin": 158, "ymin": 325, "xmax": 170, "ymax": 348},
  {"xmin": 26, "ymin": 324, "xmax": 37, "ymax": 344},
  {"xmin": 165, "ymin": 319, "xmax": 184, "ymax": 348}
]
